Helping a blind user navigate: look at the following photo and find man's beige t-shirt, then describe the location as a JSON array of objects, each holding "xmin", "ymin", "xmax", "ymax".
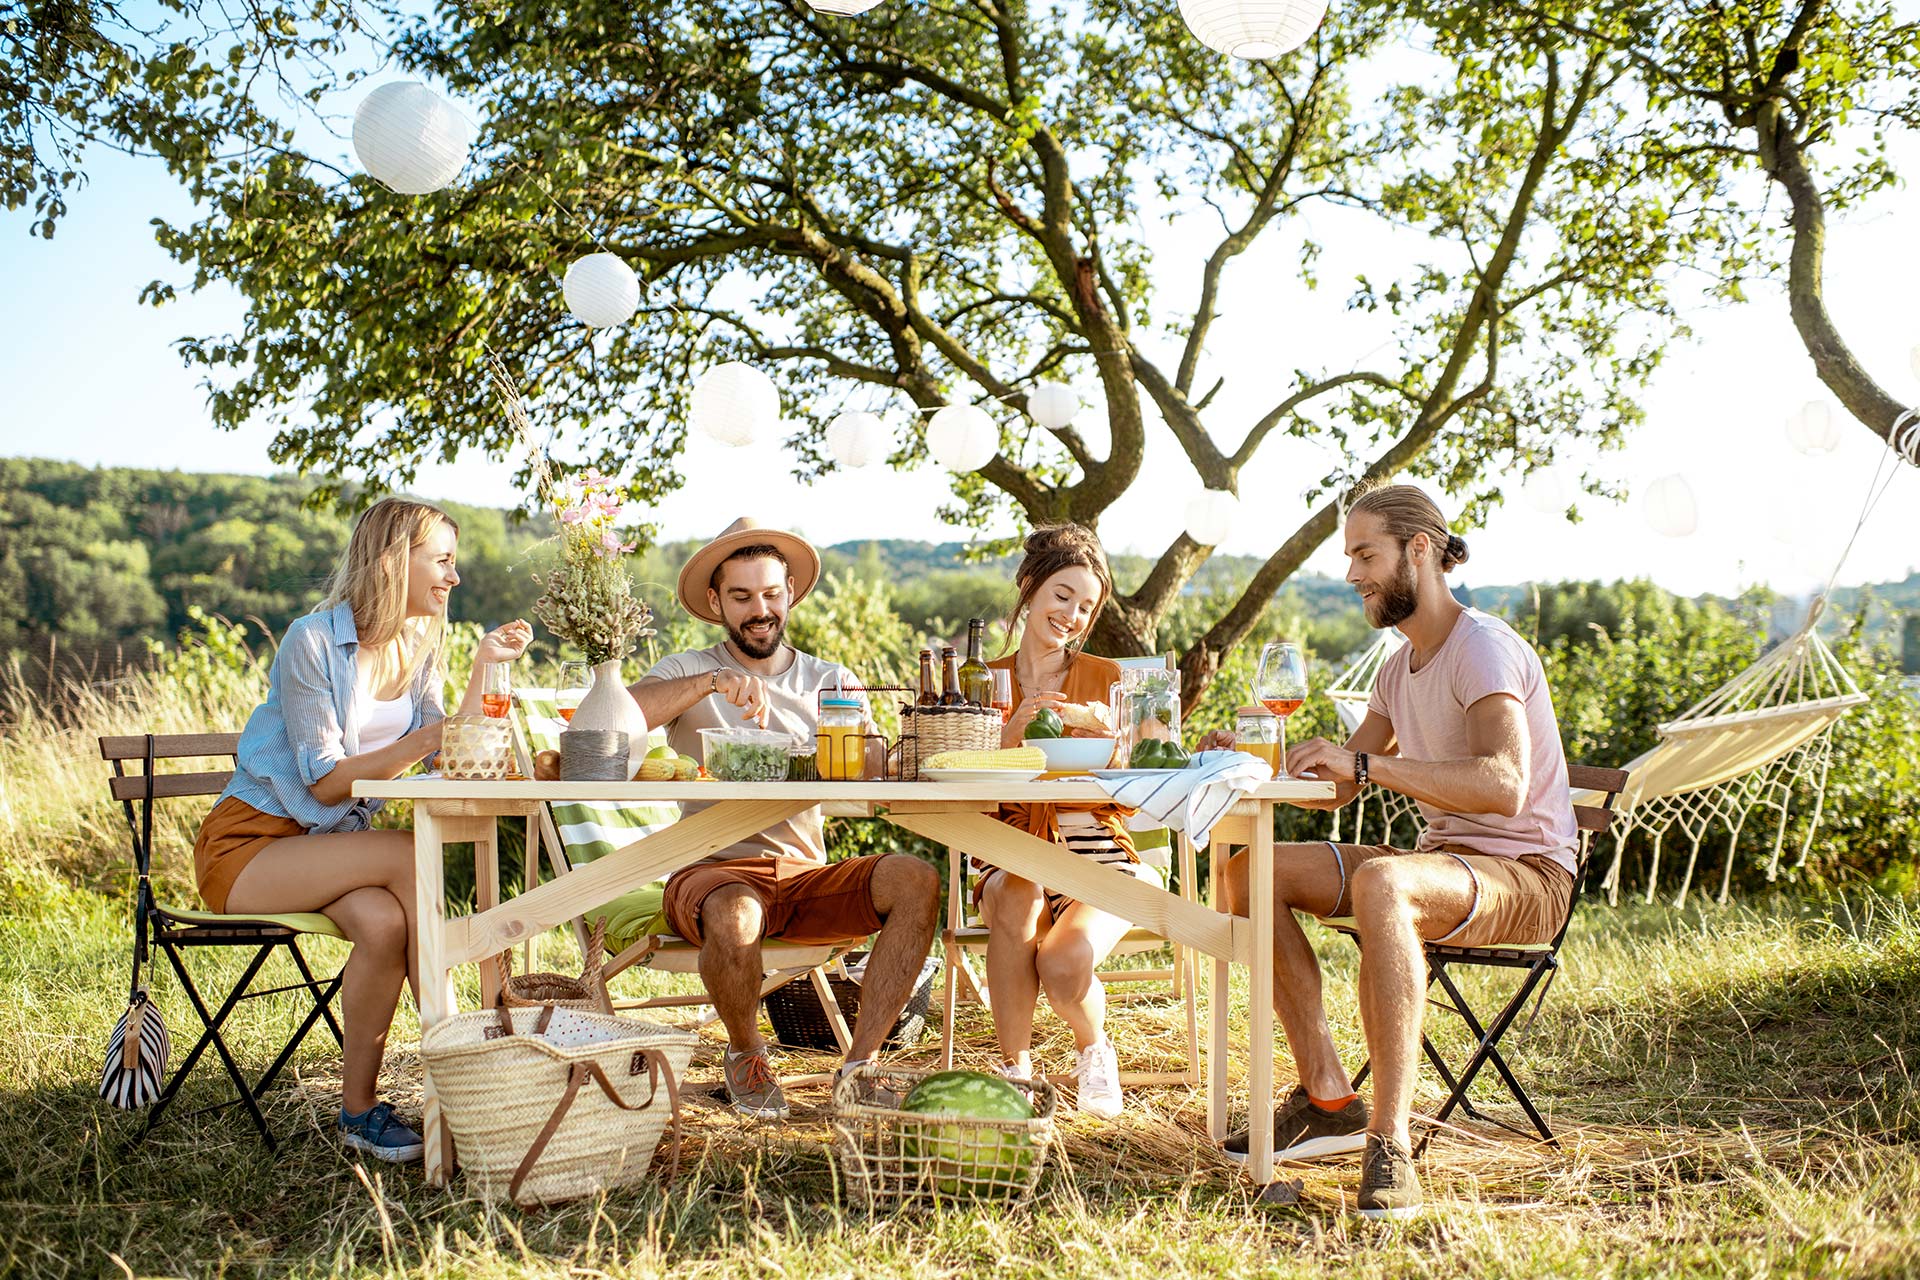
[
  {"xmin": 640, "ymin": 643, "xmax": 857, "ymax": 863},
  {"xmin": 1367, "ymin": 609, "xmax": 1579, "ymax": 875}
]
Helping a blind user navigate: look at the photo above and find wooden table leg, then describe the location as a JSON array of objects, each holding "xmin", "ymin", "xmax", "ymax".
[
  {"xmin": 1249, "ymin": 801, "xmax": 1277, "ymax": 1184},
  {"xmin": 1208, "ymin": 829, "xmax": 1231, "ymax": 1142},
  {"xmin": 475, "ymin": 817, "xmax": 501, "ymax": 1011},
  {"xmin": 413, "ymin": 808, "xmax": 455, "ymax": 1187}
]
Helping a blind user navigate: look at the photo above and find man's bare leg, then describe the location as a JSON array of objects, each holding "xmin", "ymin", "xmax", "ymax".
[
  {"xmin": 843, "ymin": 853, "xmax": 940, "ymax": 1063},
  {"xmin": 1221, "ymin": 843, "xmax": 1351, "ymax": 1099},
  {"xmin": 1346, "ymin": 854, "xmax": 1476, "ymax": 1144},
  {"xmin": 696, "ymin": 883, "xmax": 769, "ymax": 1053}
]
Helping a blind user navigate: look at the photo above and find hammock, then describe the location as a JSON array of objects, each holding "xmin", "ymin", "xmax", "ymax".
[{"xmin": 1320, "ymin": 606, "xmax": 1867, "ymax": 907}]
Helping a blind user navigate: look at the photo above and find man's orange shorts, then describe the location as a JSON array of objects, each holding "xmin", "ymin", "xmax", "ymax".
[{"xmin": 661, "ymin": 855, "xmax": 883, "ymax": 946}]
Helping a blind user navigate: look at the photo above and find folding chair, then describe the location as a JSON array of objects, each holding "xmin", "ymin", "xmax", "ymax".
[
  {"xmin": 938, "ymin": 833, "xmax": 1203, "ymax": 1086},
  {"xmin": 510, "ymin": 691, "xmax": 859, "ymax": 1054},
  {"xmin": 1318, "ymin": 763, "xmax": 1630, "ymax": 1152},
  {"xmin": 100, "ymin": 733, "xmax": 346, "ymax": 1152}
]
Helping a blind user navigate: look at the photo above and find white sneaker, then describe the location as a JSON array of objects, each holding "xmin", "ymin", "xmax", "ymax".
[
  {"xmin": 995, "ymin": 1055, "xmax": 1034, "ymax": 1085},
  {"xmin": 1073, "ymin": 1040, "xmax": 1123, "ymax": 1119}
]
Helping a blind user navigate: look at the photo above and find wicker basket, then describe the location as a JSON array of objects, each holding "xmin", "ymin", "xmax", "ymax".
[
  {"xmin": 897, "ymin": 704, "xmax": 1000, "ymax": 780},
  {"xmin": 763, "ymin": 956, "xmax": 935, "ymax": 1051},
  {"xmin": 498, "ymin": 921, "xmax": 607, "ymax": 1012},
  {"xmin": 831, "ymin": 1065, "xmax": 1057, "ymax": 1209},
  {"xmin": 421, "ymin": 1004, "xmax": 699, "ymax": 1206}
]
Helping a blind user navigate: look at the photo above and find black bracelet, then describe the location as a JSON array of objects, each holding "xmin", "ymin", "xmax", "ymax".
[{"xmin": 1355, "ymin": 752, "xmax": 1369, "ymax": 787}]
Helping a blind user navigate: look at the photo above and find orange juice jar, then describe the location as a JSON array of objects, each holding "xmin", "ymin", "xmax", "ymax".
[
  {"xmin": 816, "ymin": 697, "xmax": 868, "ymax": 780},
  {"xmin": 1235, "ymin": 707, "xmax": 1283, "ymax": 777}
]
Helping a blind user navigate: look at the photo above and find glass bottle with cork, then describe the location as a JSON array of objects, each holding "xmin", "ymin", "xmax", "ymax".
[
  {"xmin": 939, "ymin": 647, "xmax": 964, "ymax": 706},
  {"xmin": 957, "ymin": 618, "xmax": 992, "ymax": 707},
  {"xmin": 917, "ymin": 648, "xmax": 938, "ymax": 707}
]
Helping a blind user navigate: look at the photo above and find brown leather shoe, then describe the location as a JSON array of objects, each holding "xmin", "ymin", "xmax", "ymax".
[{"xmin": 1356, "ymin": 1133, "xmax": 1423, "ymax": 1220}]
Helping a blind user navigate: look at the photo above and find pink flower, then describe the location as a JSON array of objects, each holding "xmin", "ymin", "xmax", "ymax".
[
  {"xmin": 559, "ymin": 507, "xmax": 585, "ymax": 525},
  {"xmin": 600, "ymin": 531, "xmax": 624, "ymax": 555},
  {"xmin": 579, "ymin": 468, "xmax": 612, "ymax": 488}
]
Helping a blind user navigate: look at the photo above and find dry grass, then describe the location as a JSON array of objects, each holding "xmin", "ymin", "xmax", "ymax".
[{"xmin": 4, "ymin": 661, "xmax": 1918, "ymax": 1277}]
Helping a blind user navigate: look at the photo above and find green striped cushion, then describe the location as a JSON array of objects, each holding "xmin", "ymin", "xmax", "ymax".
[{"xmin": 516, "ymin": 688, "xmax": 680, "ymax": 950}]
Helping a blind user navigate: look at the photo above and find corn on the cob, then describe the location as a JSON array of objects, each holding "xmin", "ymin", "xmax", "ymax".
[
  {"xmin": 636, "ymin": 758, "xmax": 677, "ymax": 781},
  {"xmin": 924, "ymin": 746, "xmax": 1046, "ymax": 772}
]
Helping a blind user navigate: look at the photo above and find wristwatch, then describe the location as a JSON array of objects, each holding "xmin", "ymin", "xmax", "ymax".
[
  {"xmin": 1355, "ymin": 752, "xmax": 1370, "ymax": 787},
  {"xmin": 710, "ymin": 670, "xmax": 721, "ymax": 695}
]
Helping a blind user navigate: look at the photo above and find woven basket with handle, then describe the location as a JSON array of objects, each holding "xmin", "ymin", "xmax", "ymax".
[
  {"xmin": 499, "ymin": 920, "xmax": 607, "ymax": 1011},
  {"xmin": 421, "ymin": 1003, "xmax": 698, "ymax": 1205},
  {"xmin": 897, "ymin": 704, "xmax": 1000, "ymax": 779}
]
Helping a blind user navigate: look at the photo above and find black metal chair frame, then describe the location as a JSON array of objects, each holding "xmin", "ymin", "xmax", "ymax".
[
  {"xmin": 1334, "ymin": 765, "xmax": 1628, "ymax": 1154},
  {"xmin": 105, "ymin": 733, "xmax": 346, "ymax": 1152}
]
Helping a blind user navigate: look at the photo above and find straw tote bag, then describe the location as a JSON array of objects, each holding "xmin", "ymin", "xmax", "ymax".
[{"xmin": 421, "ymin": 1002, "xmax": 699, "ymax": 1206}]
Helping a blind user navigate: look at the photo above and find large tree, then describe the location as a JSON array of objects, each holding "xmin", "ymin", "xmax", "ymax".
[{"xmin": 106, "ymin": 0, "xmax": 1918, "ymax": 704}]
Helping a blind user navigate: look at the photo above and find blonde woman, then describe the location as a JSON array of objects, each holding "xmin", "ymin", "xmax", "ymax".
[
  {"xmin": 980, "ymin": 523, "xmax": 1142, "ymax": 1118},
  {"xmin": 192, "ymin": 497, "xmax": 531, "ymax": 1162}
]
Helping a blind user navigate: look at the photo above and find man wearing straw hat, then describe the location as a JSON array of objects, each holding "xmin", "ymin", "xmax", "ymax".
[{"xmin": 627, "ymin": 517, "xmax": 939, "ymax": 1120}]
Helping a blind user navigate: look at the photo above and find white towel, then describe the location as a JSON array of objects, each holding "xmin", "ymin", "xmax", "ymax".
[{"xmin": 1096, "ymin": 750, "xmax": 1272, "ymax": 845}]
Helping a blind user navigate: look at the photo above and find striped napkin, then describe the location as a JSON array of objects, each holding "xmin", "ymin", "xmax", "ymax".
[{"xmin": 1095, "ymin": 749, "xmax": 1272, "ymax": 845}]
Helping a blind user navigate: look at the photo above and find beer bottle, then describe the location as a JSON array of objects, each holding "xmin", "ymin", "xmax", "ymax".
[
  {"xmin": 917, "ymin": 649, "xmax": 938, "ymax": 707},
  {"xmin": 940, "ymin": 647, "xmax": 964, "ymax": 707}
]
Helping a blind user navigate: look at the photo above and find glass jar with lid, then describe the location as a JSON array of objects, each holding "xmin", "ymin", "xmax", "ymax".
[
  {"xmin": 815, "ymin": 696, "xmax": 869, "ymax": 781},
  {"xmin": 1234, "ymin": 706, "xmax": 1283, "ymax": 778}
]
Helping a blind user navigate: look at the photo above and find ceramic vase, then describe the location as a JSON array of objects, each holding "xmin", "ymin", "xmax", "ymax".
[{"xmin": 560, "ymin": 659, "xmax": 650, "ymax": 779}]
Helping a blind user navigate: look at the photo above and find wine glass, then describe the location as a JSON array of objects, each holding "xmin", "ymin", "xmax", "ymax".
[
  {"xmin": 1252, "ymin": 641, "xmax": 1309, "ymax": 775},
  {"xmin": 556, "ymin": 660, "xmax": 591, "ymax": 724},
  {"xmin": 481, "ymin": 662, "xmax": 512, "ymax": 719},
  {"xmin": 990, "ymin": 668, "xmax": 1013, "ymax": 724}
]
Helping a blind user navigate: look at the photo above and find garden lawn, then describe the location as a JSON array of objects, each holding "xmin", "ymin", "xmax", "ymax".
[{"xmin": 2, "ymin": 855, "xmax": 1916, "ymax": 1280}]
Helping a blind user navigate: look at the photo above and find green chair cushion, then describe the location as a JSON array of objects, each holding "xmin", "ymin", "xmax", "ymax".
[
  {"xmin": 591, "ymin": 884, "xmax": 669, "ymax": 957},
  {"xmin": 159, "ymin": 903, "xmax": 346, "ymax": 939}
]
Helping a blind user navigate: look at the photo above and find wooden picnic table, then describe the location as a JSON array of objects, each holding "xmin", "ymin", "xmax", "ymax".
[{"xmin": 352, "ymin": 775, "xmax": 1335, "ymax": 1188}]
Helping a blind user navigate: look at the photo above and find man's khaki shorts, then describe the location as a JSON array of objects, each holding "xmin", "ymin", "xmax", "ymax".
[
  {"xmin": 1322, "ymin": 843, "xmax": 1574, "ymax": 949},
  {"xmin": 662, "ymin": 855, "xmax": 884, "ymax": 946}
]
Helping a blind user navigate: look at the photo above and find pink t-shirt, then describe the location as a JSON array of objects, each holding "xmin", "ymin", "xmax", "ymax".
[{"xmin": 1367, "ymin": 609, "xmax": 1578, "ymax": 873}]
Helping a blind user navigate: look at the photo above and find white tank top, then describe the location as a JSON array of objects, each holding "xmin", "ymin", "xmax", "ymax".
[{"xmin": 354, "ymin": 681, "xmax": 413, "ymax": 754}]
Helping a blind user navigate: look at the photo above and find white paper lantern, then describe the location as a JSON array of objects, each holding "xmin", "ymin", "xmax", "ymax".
[
  {"xmin": 1184, "ymin": 488, "xmax": 1239, "ymax": 545},
  {"xmin": 1027, "ymin": 381, "xmax": 1081, "ymax": 432},
  {"xmin": 562, "ymin": 253, "xmax": 640, "ymax": 328},
  {"xmin": 691, "ymin": 363, "xmax": 780, "ymax": 448},
  {"xmin": 351, "ymin": 82, "xmax": 470, "ymax": 195},
  {"xmin": 1179, "ymin": 0, "xmax": 1329, "ymax": 59},
  {"xmin": 807, "ymin": 0, "xmax": 884, "ymax": 12},
  {"xmin": 1785, "ymin": 400, "xmax": 1841, "ymax": 456},
  {"xmin": 825, "ymin": 411, "xmax": 892, "ymax": 468},
  {"xmin": 1642, "ymin": 473, "xmax": 1698, "ymax": 538},
  {"xmin": 1522, "ymin": 465, "xmax": 1575, "ymax": 516},
  {"xmin": 926, "ymin": 404, "xmax": 1000, "ymax": 471}
]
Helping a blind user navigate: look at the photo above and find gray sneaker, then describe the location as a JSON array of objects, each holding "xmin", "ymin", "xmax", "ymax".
[
  {"xmin": 723, "ymin": 1046, "xmax": 789, "ymax": 1120},
  {"xmin": 1356, "ymin": 1133, "xmax": 1423, "ymax": 1221},
  {"xmin": 1225, "ymin": 1086, "xmax": 1370, "ymax": 1163}
]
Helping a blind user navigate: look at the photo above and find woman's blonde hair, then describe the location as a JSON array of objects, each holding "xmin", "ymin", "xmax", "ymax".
[{"xmin": 317, "ymin": 496, "xmax": 459, "ymax": 692}]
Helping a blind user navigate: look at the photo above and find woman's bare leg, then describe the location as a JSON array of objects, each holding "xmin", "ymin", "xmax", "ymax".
[
  {"xmin": 979, "ymin": 871, "xmax": 1049, "ymax": 1068},
  {"xmin": 225, "ymin": 829, "xmax": 417, "ymax": 1111},
  {"xmin": 1034, "ymin": 898, "xmax": 1136, "ymax": 1052}
]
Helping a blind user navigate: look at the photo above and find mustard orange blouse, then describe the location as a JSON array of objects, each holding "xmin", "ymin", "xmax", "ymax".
[{"xmin": 988, "ymin": 651, "xmax": 1138, "ymax": 862}]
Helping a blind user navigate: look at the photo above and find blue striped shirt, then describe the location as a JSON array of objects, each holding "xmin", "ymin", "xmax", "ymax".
[{"xmin": 217, "ymin": 601, "xmax": 444, "ymax": 832}]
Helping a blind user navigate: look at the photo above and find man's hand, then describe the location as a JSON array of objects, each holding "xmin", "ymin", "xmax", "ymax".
[
  {"xmin": 716, "ymin": 670, "xmax": 770, "ymax": 727},
  {"xmin": 1195, "ymin": 729, "xmax": 1237, "ymax": 752},
  {"xmin": 1287, "ymin": 736, "xmax": 1357, "ymax": 783}
]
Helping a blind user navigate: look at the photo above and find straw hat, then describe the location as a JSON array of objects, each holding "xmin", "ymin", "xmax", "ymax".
[{"xmin": 675, "ymin": 517, "xmax": 821, "ymax": 625}]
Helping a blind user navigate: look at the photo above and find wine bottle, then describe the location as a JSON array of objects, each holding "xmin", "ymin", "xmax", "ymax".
[
  {"xmin": 940, "ymin": 647, "xmax": 964, "ymax": 707},
  {"xmin": 917, "ymin": 649, "xmax": 938, "ymax": 707},
  {"xmin": 958, "ymin": 618, "xmax": 992, "ymax": 707}
]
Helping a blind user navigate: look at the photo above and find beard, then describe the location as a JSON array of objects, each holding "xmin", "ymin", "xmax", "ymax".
[
  {"xmin": 726, "ymin": 611, "xmax": 787, "ymax": 660},
  {"xmin": 1363, "ymin": 554, "xmax": 1421, "ymax": 629}
]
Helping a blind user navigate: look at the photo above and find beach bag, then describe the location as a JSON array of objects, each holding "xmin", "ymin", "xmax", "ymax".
[{"xmin": 421, "ymin": 1002, "xmax": 698, "ymax": 1206}]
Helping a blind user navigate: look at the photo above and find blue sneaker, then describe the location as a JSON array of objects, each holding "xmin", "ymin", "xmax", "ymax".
[{"xmin": 338, "ymin": 1101, "xmax": 424, "ymax": 1163}]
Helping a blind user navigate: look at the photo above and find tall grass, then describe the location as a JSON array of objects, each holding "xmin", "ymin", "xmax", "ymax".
[{"xmin": 4, "ymin": 634, "xmax": 1918, "ymax": 1278}]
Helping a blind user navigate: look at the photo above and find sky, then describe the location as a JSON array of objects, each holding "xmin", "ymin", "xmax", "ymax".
[{"xmin": 3, "ymin": 27, "xmax": 1918, "ymax": 605}]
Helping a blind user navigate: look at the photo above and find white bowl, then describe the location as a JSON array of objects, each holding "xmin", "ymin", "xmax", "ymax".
[{"xmin": 1031, "ymin": 736, "xmax": 1118, "ymax": 772}]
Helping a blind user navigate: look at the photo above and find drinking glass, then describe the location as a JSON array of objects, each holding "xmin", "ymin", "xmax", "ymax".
[
  {"xmin": 481, "ymin": 662, "xmax": 512, "ymax": 719},
  {"xmin": 989, "ymin": 668, "xmax": 1013, "ymax": 723},
  {"xmin": 556, "ymin": 660, "xmax": 591, "ymax": 724},
  {"xmin": 1252, "ymin": 641, "xmax": 1309, "ymax": 774}
]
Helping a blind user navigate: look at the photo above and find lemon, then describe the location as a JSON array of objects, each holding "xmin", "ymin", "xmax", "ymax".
[{"xmin": 646, "ymin": 743, "xmax": 675, "ymax": 760}]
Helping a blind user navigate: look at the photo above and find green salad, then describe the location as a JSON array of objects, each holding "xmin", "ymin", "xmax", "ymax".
[{"xmin": 705, "ymin": 737, "xmax": 792, "ymax": 782}]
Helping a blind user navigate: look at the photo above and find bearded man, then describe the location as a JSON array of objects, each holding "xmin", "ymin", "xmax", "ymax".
[
  {"xmin": 1207, "ymin": 484, "xmax": 1579, "ymax": 1221},
  {"xmin": 628, "ymin": 518, "xmax": 938, "ymax": 1121}
]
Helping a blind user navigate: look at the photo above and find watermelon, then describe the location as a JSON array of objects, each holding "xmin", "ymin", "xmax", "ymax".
[{"xmin": 899, "ymin": 1070, "xmax": 1036, "ymax": 1197}]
